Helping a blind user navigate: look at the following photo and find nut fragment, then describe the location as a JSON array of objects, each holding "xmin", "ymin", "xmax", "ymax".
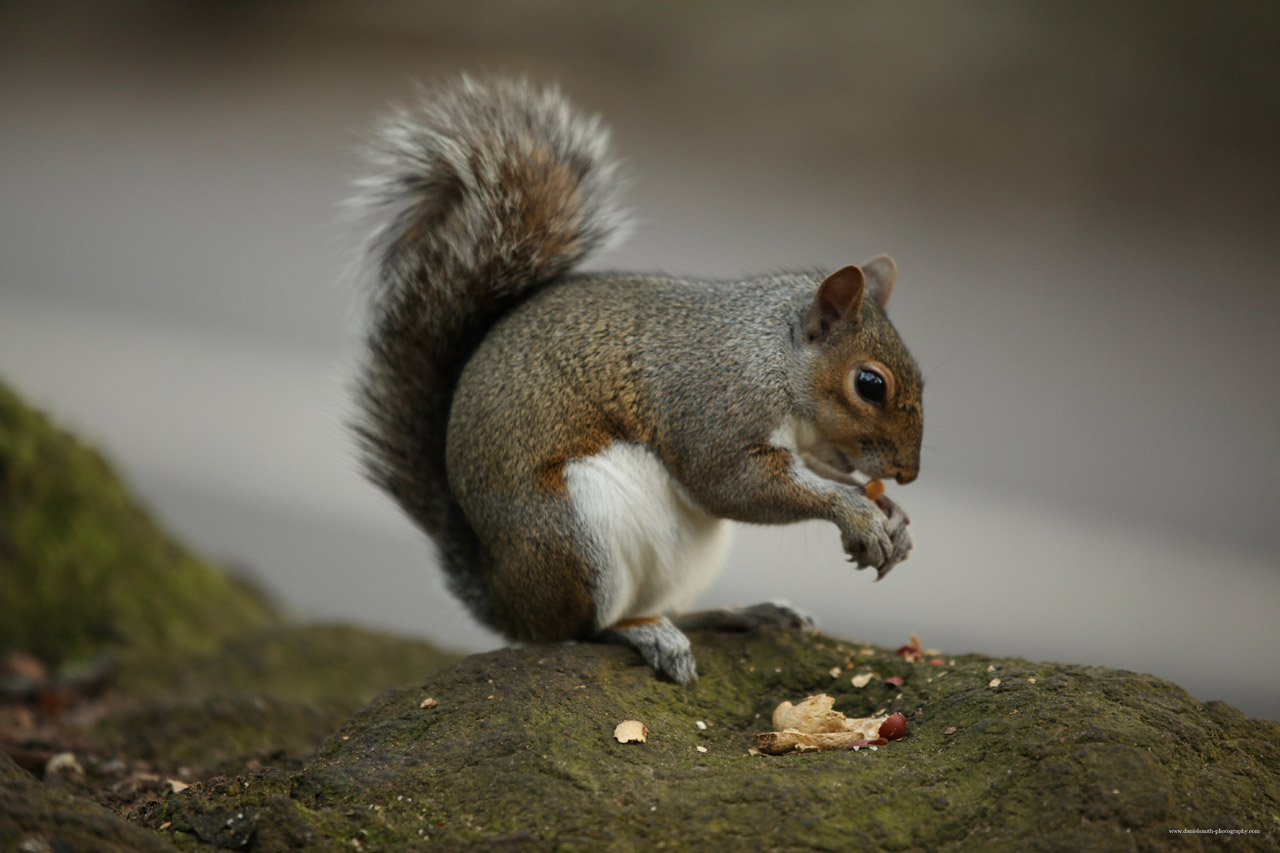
[
  {"xmin": 756, "ymin": 731, "xmax": 888, "ymax": 754},
  {"xmin": 45, "ymin": 752, "xmax": 82, "ymax": 777},
  {"xmin": 878, "ymin": 712, "xmax": 907, "ymax": 741},
  {"xmin": 772, "ymin": 694, "xmax": 848, "ymax": 734},
  {"xmin": 613, "ymin": 720, "xmax": 648, "ymax": 744},
  {"xmin": 759, "ymin": 695, "xmax": 891, "ymax": 753},
  {"xmin": 896, "ymin": 634, "xmax": 924, "ymax": 661},
  {"xmin": 864, "ymin": 479, "xmax": 886, "ymax": 501},
  {"xmin": 419, "ymin": 697, "xmax": 438, "ymax": 709}
]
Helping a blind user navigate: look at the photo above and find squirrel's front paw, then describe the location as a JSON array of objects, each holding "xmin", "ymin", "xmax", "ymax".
[
  {"xmin": 840, "ymin": 506, "xmax": 894, "ymax": 571},
  {"xmin": 875, "ymin": 523, "xmax": 913, "ymax": 581},
  {"xmin": 872, "ymin": 494, "xmax": 914, "ymax": 580}
]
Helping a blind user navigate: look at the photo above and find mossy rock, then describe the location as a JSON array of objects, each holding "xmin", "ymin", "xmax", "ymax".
[
  {"xmin": 148, "ymin": 626, "xmax": 1280, "ymax": 851},
  {"xmin": 0, "ymin": 378, "xmax": 462, "ymax": 844},
  {"xmin": 93, "ymin": 623, "xmax": 462, "ymax": 770},
  {"xmin": 0, "ymin": 378, "xmax": 276, "ymax": 670},
  {"xmin": 3, "ymin": 622, "xmax": 459, "ymax": 849},
  {"xmin": 118, "ymin": 622, "xmax": 461, "ymax": 704},
  {"xmin": 1, "ymin": 753, "xmax": 178, "ymax": 853}
]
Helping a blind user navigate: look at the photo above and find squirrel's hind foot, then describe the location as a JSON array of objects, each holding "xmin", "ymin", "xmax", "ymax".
[
  {"xmin": 673, "ymin": 601, "xmax": 816, "ymax": 634},
  {"xmin": 600, "ymin": 616, "xmax": 698, "ymax": 685}
]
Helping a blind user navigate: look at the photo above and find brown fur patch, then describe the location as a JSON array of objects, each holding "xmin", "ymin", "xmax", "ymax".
[
  {"xmin": 534, "ymin": 434, "xmax": 613, "ymax": 494},
  {"xmin": 533, "ymin": 379, "xmax": 653, "ymax": 494},
  {"xmin": 748, "ymin": 442, "xmax": 802, "ymax": 480},
  {"xmin": 488, "ymin": 540, "xmax": 598, "ymax": 643},
  {"xmin": 610, "ymin": 616, "xmax": 663, "ymax": 630}
]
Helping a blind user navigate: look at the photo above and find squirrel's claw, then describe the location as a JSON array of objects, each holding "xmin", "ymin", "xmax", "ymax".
[{"xmin": 874, "ymin": 556, "xmax": 902, "ymax": 581}]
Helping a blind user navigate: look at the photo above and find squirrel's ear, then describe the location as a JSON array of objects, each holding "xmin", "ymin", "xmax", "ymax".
[
  {"xmin": 861, "ymin": 254, "xmax": 898, "ymax": 309},
  {"xmin": 805, "ymin": 265, "xmax": 866, "ymax": 344}
]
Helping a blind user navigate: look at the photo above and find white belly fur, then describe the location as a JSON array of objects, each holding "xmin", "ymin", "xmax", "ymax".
[{"xmin": 564, "ymin": 442, "xmax": 733, "ymax": 629}]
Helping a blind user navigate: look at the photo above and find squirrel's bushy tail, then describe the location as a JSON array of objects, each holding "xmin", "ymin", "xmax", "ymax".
[{"xmin": 353, "ymin": 78, "xmax": 626, "ymax": 626}]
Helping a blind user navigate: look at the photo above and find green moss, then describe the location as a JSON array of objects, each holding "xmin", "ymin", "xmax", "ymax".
[
  {"xmin": 118, "ymin": 623, "xmax": 461, "ymax": 703},
  {"xmin": 91, "ymin": 693, "xmax": 351, "ymax": 769},
  {"xmin": 93, "ymin": 623, "xmax": 461, "ymax": 771},
  {"xmin": 0, "ymin": 379, "xmax": 277, "ymax": 669}
]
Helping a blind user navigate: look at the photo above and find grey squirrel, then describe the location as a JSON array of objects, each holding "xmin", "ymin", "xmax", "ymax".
[{"xmin": 354, "ymin": 78, "xmax": 923, "ymax": 684}]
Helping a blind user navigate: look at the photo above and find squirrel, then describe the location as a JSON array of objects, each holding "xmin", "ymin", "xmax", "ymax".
[{"xmin": 353, "ymin": 78, "xmax": 923, "ymax": 684}]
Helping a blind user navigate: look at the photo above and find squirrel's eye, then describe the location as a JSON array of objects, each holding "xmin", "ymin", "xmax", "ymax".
[{"xmin": 855, "ymin": 368, "xmax": 887, "ymax": 406}]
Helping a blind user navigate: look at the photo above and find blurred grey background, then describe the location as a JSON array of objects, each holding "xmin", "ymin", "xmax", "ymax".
[{"xmin": 2, "ymin": 2, "xmax": 1277, "ymax": 718}]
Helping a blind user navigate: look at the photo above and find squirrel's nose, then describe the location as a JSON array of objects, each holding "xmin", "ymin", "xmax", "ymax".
[{"xmin": 894, "ymin": 466, "xmax": 918, "ymax": 485}]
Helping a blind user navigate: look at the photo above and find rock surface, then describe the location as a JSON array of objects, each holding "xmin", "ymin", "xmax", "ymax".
[
  {"xmin": 1, "ymin": 620, "xmax": 457, "ymax": 853},
  {"xmin": 145, "ymin": 627, "xmax": 1279, "ymax": 852},
  {"xmin": 2, "ymin": 752, "xmax": 178, "ymax": 853}
]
